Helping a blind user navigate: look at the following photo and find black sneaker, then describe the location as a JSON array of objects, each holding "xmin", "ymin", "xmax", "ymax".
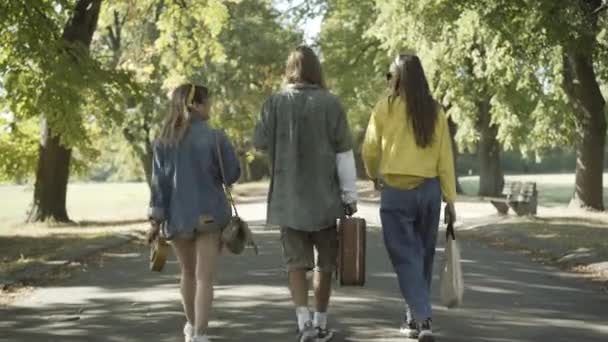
[
  {"xmin": 417, "ymin": 319, "xmax": 434, "ymax": 342},
  {"xmin": 298, "ymin": 321, "xmax": 317, "ymax": 342},
  {"xmin": 315, "ymin": 327, "xmax": 335, "ymax": 342},
  {"xmin": 400, "ymin": 317, "xmax": 419, "ymax": 338}
]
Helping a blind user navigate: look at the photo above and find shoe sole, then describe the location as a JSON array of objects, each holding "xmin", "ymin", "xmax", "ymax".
[
  {"xmin": 316, "ymin": 331, "xmax": 335, "ymax": 342},
  {"xmin": 400, "ymin": 328, "xmax": 419, "ymax": 339},
  {"xmin": 299, "ymin": 333, "xmax": 316, "ymax": 342}
]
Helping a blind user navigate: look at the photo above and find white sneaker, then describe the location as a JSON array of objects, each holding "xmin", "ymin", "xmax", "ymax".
[
  {"xmin": 298, "ymin": 321, "xmax": 317, "ymax": 342},
  {"xmin": 417, "ymin": 319, "xmax": 434, "ymax": 342},
  {"xmin": 184, "ymin": 322, "xmax": 194, "ymax": 342},
  {"xmin": 315, "ymin": 327, "xmax": 335, "ymax": 342},
  {"xmin": 400, "ymin": 318, "xmax": 419, "ymax": 339}
]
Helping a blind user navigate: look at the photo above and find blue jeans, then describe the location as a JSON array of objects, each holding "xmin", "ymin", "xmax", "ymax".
[{"xmin": 380, "ymin": 178, "xmax": 441, "ymax": 321}]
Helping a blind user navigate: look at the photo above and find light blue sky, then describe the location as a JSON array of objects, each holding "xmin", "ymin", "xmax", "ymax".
[{"xmin": 273, "ymin": 0, "xmax": 323, "ymax": 43}]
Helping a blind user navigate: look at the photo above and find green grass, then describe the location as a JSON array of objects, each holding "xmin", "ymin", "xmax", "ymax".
[
  {"xmin": 0, "ymin": 182, "xmax": 150, "ymax": 227},
  {"xmin": 460, "ymin": 220, "xmax": 608, "ymax": 278},
  {"xmin": 0, "ymin": 176, "xmax": 604, "ymax": 279},
  {"xmin": 1, "ymin": 175, "xmax": 605, "ymax": 225},
  {"xmin": 0, "ymin": 234, "xmax": 112, "ymax": 277},
  {"xmin": 0, "ymin": 182, "xmax": 150, "ymax": 279},
  {"xmin": 459, "ymin": 173, "xmax": 608, "ymax": 207}
]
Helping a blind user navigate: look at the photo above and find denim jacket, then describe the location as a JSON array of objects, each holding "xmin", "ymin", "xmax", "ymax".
[{"xmin": 148, "ymin": 118, "xmax": 241, "ymax": 239}]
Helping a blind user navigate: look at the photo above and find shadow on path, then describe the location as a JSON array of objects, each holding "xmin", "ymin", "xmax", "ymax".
[{"xmin": 1, "ymin": 226, "xmax": 607, "ymax": 341}]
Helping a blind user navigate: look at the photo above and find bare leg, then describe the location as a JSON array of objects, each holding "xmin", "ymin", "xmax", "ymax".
[
  {"xmin": 288, "ymin": 269, "xmax": 309, "ymax": 307},
  {"xmin": 172, "ymin": 239, "xmax": 197, "ymax": 325},
  {"xmin": 193, "ymin": 231, "xmax": 221, "ymax": 336},
  {"xmin": 313, "ymin": 271, "xmax": 333, "ymax": 313}
]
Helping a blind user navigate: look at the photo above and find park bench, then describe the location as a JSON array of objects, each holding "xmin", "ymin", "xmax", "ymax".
[{"xmin": 488, "ymin": 181, "xmax": 538, "ymax": 216}]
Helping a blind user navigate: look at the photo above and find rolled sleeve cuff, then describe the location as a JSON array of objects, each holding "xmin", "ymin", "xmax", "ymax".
[
  {"xmin": 442, "ymin": 189, "xmax": 457, "ymax": 204},
  {"xmin": 148, "ymin": 207, "xmax": 165, "ymax": 222},
  {"xmin": 337, "ymin": 150, "xmax": 358, "ymax": 204}
]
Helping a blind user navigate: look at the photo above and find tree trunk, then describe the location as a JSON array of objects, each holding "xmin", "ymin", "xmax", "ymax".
[
  {"xmin": 564, "ymin": 51, "xmax": 606, "ymax": 210},
  {"xmin": 448, "ymin": 117, "xmax": 463, "ymax": 194},
  {"xmin": 476, "ymin": 99, "xmax": 504, "ymax": 197},
  {"xmin": 239, "ymin": 154, "xmax": 252, "ymax": 182},
  {"xmin": 136, "ymin": 140, "xmax": 153, "ymax": 187},
  {"xmin": 141, "ymin": 142, "xmax": 153, "ymax": 187},
  {"xmin": 28, "ymin": 0, "xmax": 102, "ymax": 223},
  {"xmin": 28, "ymin": 122, "xmax": 72, "ymax": 222},
  {"xmin": 122, "ymin": 127, "xmax": 154, "ymax": 187}
]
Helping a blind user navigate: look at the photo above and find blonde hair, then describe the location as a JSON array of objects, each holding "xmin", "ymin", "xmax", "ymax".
[
  {"xmin": 284, "ymin": 46, "xmax": 326, "ymax": 88},
  {"xmin": 158, "ymin": 84, "xmax": 209, "ymax": 145}
]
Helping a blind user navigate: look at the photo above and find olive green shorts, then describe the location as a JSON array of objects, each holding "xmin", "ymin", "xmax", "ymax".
[{"xmin": 280, "ymin": 225, "xmax": 338, "ymax": 273}]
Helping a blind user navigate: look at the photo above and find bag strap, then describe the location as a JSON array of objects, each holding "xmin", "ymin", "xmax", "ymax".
[
  {"xmin": 215, "ymin": 131, "xmax": 239, "ymax": 217},
  {"xmin": 444, "ymin": 204, "xmax": 456, "ymax": 241},
  {"xmin": 446, "ymin": 221, "xmax": 456, "ymax": 241}
]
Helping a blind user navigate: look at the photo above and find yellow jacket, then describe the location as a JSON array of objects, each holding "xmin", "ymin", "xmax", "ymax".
[{"xmin": 362, "ymin": 96, "xmax": 457, "ymax": 203}]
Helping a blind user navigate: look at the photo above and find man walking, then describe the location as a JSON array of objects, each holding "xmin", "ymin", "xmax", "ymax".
[{"xmin": 254, "ymin": 46, "xmax": 358, "ymax": 342}]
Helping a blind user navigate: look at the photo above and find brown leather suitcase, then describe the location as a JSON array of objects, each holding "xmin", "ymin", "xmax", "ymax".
[{"xmin": 337, "ymin": 217, "xmax": 366, "ymax": 286}]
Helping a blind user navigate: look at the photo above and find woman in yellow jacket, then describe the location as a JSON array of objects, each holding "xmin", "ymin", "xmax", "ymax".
[{"xmin": 362, "ymin": 54, "xmax": 456, "ymax": 342}]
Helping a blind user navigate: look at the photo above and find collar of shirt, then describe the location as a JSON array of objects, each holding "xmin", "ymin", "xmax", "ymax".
[
  {"xmin": 190, "ymin": 116, "xmax": 209, "ymax": 125},
  {"xmin": 284, "ymin": 83, "xmax": 321, "ymax": 91}
]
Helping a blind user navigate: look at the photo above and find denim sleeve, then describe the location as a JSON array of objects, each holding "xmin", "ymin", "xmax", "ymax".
[
  {"xmin": 218, "ymin": 131, "xmax": 241, "ymax": 186},
  {"xmin": 148, "ymin": 143, "xmax": 170, "ymax": 222}
]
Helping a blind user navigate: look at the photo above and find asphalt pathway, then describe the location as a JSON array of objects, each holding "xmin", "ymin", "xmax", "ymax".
[{"xmin": 1, "ymin": 202, "xmax": 607, "ymax": 342}]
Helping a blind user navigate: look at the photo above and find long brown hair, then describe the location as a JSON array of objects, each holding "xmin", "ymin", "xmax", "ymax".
[
  {"xmin": 388, "ymin": 54, "xmax": 438, "ymax": 148},
  {"xmin": 158, "ymin": 83, "xmax": 209, "ymax": 145},
  {"xmin": 284, "ymin": 46, "xmax": 326, "ymax": 88}
]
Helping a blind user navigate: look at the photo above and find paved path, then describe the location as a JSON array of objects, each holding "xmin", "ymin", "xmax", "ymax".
[{"xmin": 1, "ymin": 203, "xmax": 607, "ymax": 342}]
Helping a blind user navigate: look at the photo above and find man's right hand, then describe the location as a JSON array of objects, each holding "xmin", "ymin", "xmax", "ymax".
[
  {"xmin": 373, "ymin": 179, "xmax": 383, "ymax": 191},
  {"xmin": 344, "ymin": 202, "xmax": 358, "ymax": 216}
]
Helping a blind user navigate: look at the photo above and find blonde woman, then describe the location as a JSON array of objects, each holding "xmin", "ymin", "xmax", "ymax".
[
  {"xmin": 148, "ymin": 84, "xmax": 241, "ymax": 342},
  {"xmin": 362, "ymin": 55, "xmax": 457, "ymax": 342}
]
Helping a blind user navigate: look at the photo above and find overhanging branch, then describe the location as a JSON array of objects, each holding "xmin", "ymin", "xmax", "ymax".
[{"xmin": 593, "ymin": 2, "xmax": 607, "ymax": 14}]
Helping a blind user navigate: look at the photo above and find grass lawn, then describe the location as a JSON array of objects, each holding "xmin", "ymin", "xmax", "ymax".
[
  {"xmin": 0, "ymin": 233, "xmax": 112, "ymax": 277},
  {"xmin": 459, "ymin": 173, "xmax": 608, "ymax": 207},
  {"xmin": 0, "ymin": 183, "xmax": 150, "ymax": 280},
  {"xmin": 0, "ymin": 176, "xmax": 606, "ymax": 281},
  {"xmin": 460, "ymin": 220, "xmax": 608, "ymax": 282},
  {"xmin": 0, "ymin": 182, "xmax": 150, "ymax": 227}
]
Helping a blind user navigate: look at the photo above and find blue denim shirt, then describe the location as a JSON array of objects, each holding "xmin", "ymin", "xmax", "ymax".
[{"xmin": 148, "ymin": 118, "xmax": 241, "ymax": 239}]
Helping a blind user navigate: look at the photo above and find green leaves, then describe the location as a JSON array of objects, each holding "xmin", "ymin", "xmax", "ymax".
[
  {"xmin": 91, "ymin": 0, "xmax": 301, "ymax": 181},
  {"xmin": 155, "ymin": 0, "xmax": 233, "ymax": 88},
  {"xmin": 366, "ymin": 0, "xmax": 582, "ymax": 156},
  {"xmin": 0, "ymin": 1, "xmax": 139, "ymax": 181},
  {"xmin": 0, "ymin": 118, "xmax": 38, "ymax": 182},
  {"xmin": 321, "ymin": 0, "xmax": 388, "ymax": 144}
]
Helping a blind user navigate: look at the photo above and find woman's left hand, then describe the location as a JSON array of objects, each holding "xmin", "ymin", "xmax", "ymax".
[
  {"xmin": 147, "ymin": 221, "xmax": 161, "ymax": 245},
  {"xmin": 444, "ymin": 202, "xmax": 456, "ymax": 224}
]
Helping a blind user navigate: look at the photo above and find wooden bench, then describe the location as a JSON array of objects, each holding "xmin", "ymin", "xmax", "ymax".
[{"xmin": 488, "ymin": 181, "xmax": 538, "ymax": 216}]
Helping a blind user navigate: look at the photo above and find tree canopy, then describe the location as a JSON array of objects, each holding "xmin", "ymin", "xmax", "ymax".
[{"xmin": 1, "ymin": 0, "xmax": 607, "ymax": 218}]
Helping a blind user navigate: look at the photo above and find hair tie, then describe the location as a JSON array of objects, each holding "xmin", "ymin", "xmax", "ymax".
[{"xmin": 186, "ymin": 84, "xmax": 195, "ymax": 107}]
